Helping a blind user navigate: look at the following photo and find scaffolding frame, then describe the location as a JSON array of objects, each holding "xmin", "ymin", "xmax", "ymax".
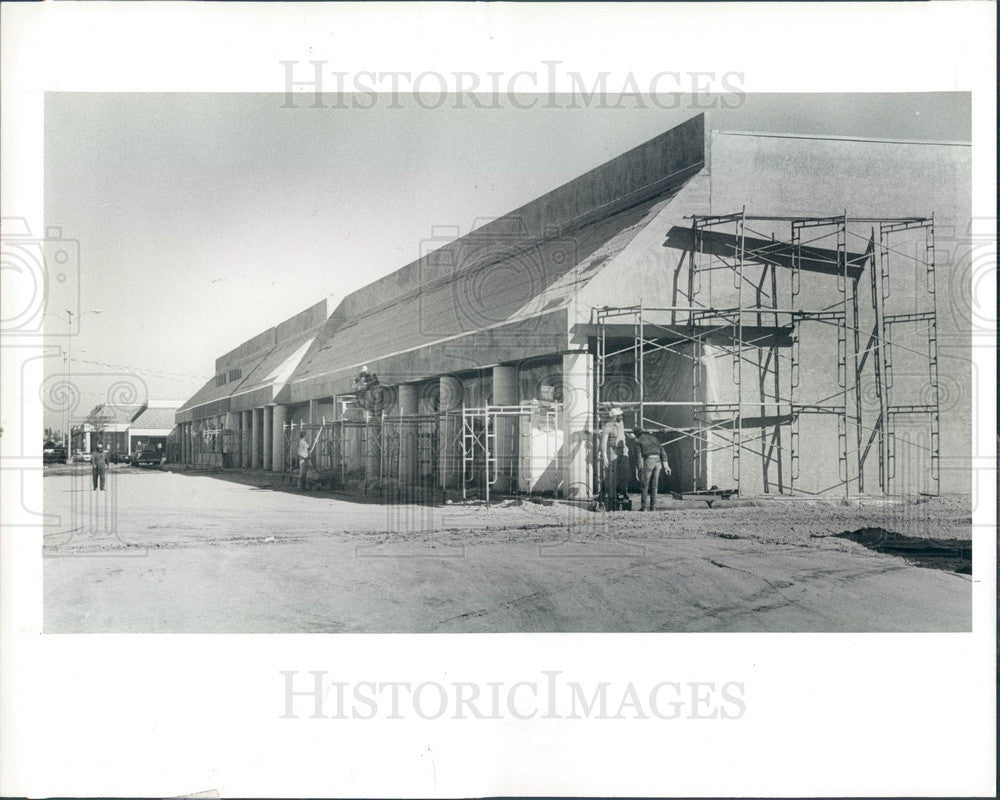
[
  {"xmin": 594, "ymin": 209, "xmax": 940, "ymax": 498},
  {"xmin": 455, "ymin": 403, "xmax": 561, "ymax": 504},
  {"xmin": 278, "ymin": 402, "xmax": 561, "ymax": 503},
  {"xmin": 190, "ymin": 426, "xmax": 245, "ymax": 468}
]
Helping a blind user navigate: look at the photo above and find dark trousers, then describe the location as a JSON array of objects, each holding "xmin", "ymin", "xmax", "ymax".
[
  {"xmin": 640, "ymin": 456, "xmax": 661, "ymax": 509},
  {"xmin": 92, "ymin": 466, "xmax": 106, "ymax": 491},
  {"xmin": 604, "ymin": 456, "xmax": 632, "ymax": 510}
]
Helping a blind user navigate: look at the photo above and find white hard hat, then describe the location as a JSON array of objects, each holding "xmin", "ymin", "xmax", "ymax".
[{"xmin": 609, "ymin": 407, "xmax": 623, "ymax": 417}]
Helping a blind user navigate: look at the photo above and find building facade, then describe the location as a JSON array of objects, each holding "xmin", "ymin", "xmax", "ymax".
[
  {"xmin": 177, "ymin": 113, "xmax": 971, "ymax": 499},
  {"xmin": 175, "ymin": 300, "xmax": 328, "ymax": 469}
]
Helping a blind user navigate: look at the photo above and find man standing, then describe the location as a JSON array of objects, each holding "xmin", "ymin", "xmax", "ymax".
[
  {"xmin": 634, "ymin": 428, "xmax": 671, "ymax": 511},
  {"xmin": 297, "ymin": 432, "xmax": 312, "ymax": 491},
  {"xmin": 91, "ymin": 443, "xmax": 108, "ymax": 491},
  {"xmin": 599, "ymin": 407, "xmax": 626, "ymax": 510}
]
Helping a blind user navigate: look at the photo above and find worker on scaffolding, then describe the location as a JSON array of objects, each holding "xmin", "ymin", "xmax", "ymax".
[
  {"xmin": 634, "ymin": 428, "xmax": 671, "ymax": 511},
  {"xmin": 354, "ymin": 365, "xmax": 380, "ymax": 408},
  {"xmin": 599, "ymin": 406, "xmax": 628, "ymax": 511}
]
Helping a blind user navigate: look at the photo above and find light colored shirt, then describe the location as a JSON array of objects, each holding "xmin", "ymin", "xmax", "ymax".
[
  {"xmin": 297, "ymin": 438, "xmax": 310, "ymax": 459},
  {"xmin": 600, "ymin": 419, "xmax": 626, "ymax": 461}
]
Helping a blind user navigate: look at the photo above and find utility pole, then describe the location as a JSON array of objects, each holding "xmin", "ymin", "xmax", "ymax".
[
  {"xmin": 65, "ymin": 310, "xmax": 73, "ymax": 463},
  {"xmin": 63, "ymin": 308, "xmax": 102, "ymax": 463}
]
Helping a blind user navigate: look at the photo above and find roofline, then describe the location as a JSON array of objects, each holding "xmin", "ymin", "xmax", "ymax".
[
  {"xmin": 177, "ymin": 327, "xmax": 322, "ymax": 416},
  {"xmin": 287, "ymin": 305, "xmax": 567, "ymax": 389},
  {"xmin": 712, "ymin": 129, "xmax": 971, "ymax": 147}
]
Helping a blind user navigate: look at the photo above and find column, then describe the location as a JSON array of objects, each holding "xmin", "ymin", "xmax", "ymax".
[
  {"xmin": 271, "ymin": 404, "xmax": 288, "ymax": 472},
  {"xmin": 308, "ymin": 399, "xmax": 318, "ymax": 424},
  {"xmin": 438, "ymin": 375, "xmax": 463, "ymax": 489},
  {"xmin": 240, "ymin": 410, "xmax": 251, "ymax": 468},
  {"xmin": 492, "ymin": 365, "xmax": 518, "ymax": 493},
  {"xmin": 251, "ymin": 407, "xmax": 262, "ymax": 469},
  {"xmin": 397, "ymin": 384, "xmax": 418, "ymax": 485},
  {"xmin": 84, "ymin": 429, "xmax": 92, "ymax": 453},
  {"xmin": 562, "ymin": 351, "xmax": 593, "ymax": 499},
  {"xmin": 263, "ymin": 406, "xmax": 273, "ymax": 472},
  {"xmin": 698, "ymin": 339, "xmax": 724, "ymax": 492}
]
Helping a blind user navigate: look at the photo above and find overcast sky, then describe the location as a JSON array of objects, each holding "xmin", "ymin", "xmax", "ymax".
[{"xmin": 43, "ymin": 92, "xmax": 970, "ymax": 430}]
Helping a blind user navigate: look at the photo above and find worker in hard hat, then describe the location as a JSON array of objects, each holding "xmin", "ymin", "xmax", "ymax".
[
  {"xmin": 354, "ymin": 365, "xmax": 380, "ymax": 400},
  {"xmin": 599, "ymin": 407, "xmax": 627, "ymax": 510}
]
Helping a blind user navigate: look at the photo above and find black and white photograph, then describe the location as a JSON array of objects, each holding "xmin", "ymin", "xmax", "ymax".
[
  {"xmin": 39, "ymin": 91, "xmax": 976, "ymax": 634},
  {"xmin": 1, "ymin": 2, "xmax": 995, "ymax": 798}
]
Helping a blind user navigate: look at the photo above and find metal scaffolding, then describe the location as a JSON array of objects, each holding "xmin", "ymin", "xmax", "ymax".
[
  {"xmin": 456, "ymin": 403, "xmax": 561, "ymax": 503},
  {"xmin": 594, "ymin": 209, "xmax": 940, "ymax": 498},
  {"xmin": 278, "ymin": 401, "xmax": 561, "ymax": 503}
]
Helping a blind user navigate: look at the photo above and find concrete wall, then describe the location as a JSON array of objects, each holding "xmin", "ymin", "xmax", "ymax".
[
  {"xmin": 709, "ymin": 131, "xmax": 971, "ymax": 495},
  {"xmin": 568, "ymin": 130, "xmax": 970, "ymax": 496}
]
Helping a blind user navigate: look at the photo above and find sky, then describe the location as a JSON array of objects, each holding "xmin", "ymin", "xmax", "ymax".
[{"xmin": 43, "ymin": 92, "xmax": 971, "ymax": 432}]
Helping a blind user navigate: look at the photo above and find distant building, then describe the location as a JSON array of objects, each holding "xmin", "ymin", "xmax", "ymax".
[
  {"xmin": 129, "ymin": 400, "xmax": 182, "ymax": 456},
  {"xmin": 74, "ymin": 400, "xmax": 182, "ymax": 458}
]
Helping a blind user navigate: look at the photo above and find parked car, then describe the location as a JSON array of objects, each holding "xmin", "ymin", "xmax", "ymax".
[
  {"xmin": 130, "ymin": 447, "xmax": 165, "ymax": 467},
  {"xmin": 73, "ymin": 450, "xmax": 92, "ymax": 463},
  {"xmin": 43, "ymin": 446, "xmax": 67, "ymax": 464},
  {"xmin": 108, "ymin": 451, "xmax": 130, "ymax": 464}
]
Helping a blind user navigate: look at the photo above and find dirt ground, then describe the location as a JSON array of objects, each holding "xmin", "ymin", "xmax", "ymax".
[{"xmin": 42, "ymin": 465, "xmax": 973, "ymax": 633}]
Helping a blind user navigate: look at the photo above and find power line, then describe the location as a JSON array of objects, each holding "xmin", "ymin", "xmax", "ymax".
[{"xmin": 59, "ymin": 356, "xmax": 210, "ymax": 383}]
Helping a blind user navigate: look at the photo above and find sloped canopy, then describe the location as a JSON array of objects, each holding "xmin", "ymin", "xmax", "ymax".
[{"xmin": 281, "ymin": 114, "xmax": 706, "ymax": 404}]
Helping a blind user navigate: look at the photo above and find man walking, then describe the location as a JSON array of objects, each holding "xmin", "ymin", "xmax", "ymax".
[
  {"xmin": 91, "ymin": 443, "xmax": 108, "ymax": 491},
  {"xmin": 599, "ymin": 407, "xmax": 626, "ymax": 510},
  {"xmin": 634, "ymin": 428, "xmax": 671, "ymax": 511},
  {"xmin": 297, "ymin": 431, "xmax": 312, "ymax": 491}
]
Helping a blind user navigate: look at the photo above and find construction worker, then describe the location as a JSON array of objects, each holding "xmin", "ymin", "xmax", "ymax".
[
  {"xmin": 634, "ymin": 428, "xmax": 671, "ymax": 511},
  {"xmin": 599, "ymin": 407, "xmax": 627, "ymax": 510},
  {"xmin": 91, "ymin": 443, "xmax": 108, "ymax": 491},
  {"xmin": 297, "ymin": 432, "xmax": 312, "ymax": 491}
]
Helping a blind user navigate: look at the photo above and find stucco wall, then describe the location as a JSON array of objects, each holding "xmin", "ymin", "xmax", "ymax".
[{"xmin": 571, "ymin": 130, "xmax": 971, "ymax": 496}]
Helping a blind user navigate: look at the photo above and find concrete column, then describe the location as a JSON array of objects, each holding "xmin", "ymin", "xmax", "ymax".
[
  {"xmin": 263, "ymin": 406, "xmax": 273, "ymax": 472},
  {"xmin": 698, "ymin": 339, "xmax": 723, "ymax": 491},
  {"xmin": 84, "ymin": 430, "xmax": 92, "ymax": 453},
  {"xmin": 185, "ymin": 423, "xmax": 191, "ymax": 463},
  {"xmin": 562, "ymin": 351, "xmax": 593, "ymax": 499},
  {"xmin": 308, "ymin": 399, "xmax": 318, "ymax": 424},
  {"xmin": 439, "ymin": 375, "xmax": 463, "ymax": 489},
  {"xmin": 398, "ymin": 384, "xmax": 419, "ymax": 485},
  {"xmin": 271, "ymin": 404, "xmax": 288, "ymax": 472},
  {"xmin": 251, "ymin": 408, "xmax": 262, "ymax": 469},
  {"xmin": 492, "ymin": 365, "xmax": 519, "ymax": 493},
  {"xmin": 239, "ymin": 410, "xmax": 250, "ymax": 468}
]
